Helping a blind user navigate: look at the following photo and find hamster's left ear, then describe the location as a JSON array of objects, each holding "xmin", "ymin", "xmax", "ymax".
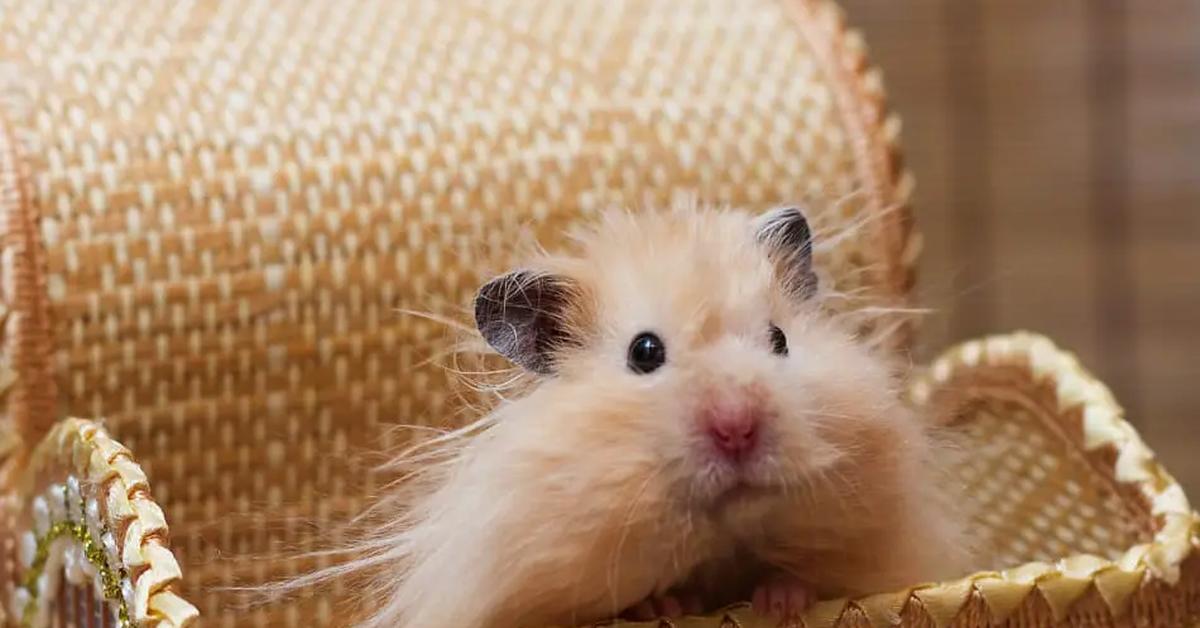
[
  {"xmin": 473, "ymin": 270, "xmax": 578, "ymax": 375},
  {"xmin": 755, "ymin": 205, "xmax": 818, "ymax": 300}
]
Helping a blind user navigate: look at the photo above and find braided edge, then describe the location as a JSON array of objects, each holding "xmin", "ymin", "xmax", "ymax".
[
  {"xmin": 899, "ymin": 332, "xmax": 1198, "ymax": 623},
  {"xmin": 0, "ymin": 100, "xmax": 58, "ymax": 458},
  {"xmin": 876, "ymin": 331, "xmax": 1196, "ymax": 628},
  {"xmin": 11, "ymin": 418, "xmax": 198, "ymax": 627}
]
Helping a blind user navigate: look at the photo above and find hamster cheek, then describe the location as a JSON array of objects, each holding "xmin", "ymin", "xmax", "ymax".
[
  {"xmin": 509, "ymin": 377, "xmax": 699, "ymax": 529},
  {"xmin": 758, "ymin": 393, "xmax": 847, "ymax": 476}
]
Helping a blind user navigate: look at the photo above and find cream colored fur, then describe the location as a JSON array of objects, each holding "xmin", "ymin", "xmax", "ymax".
[{"xmin": 290, "ymin": 206, "xmax": 970, "ymax": 627}]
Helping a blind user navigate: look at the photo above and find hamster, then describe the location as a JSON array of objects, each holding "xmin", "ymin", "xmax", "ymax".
[{"xmin": 316, "ymin": 204, "xmax": 970, "ymax": 628}]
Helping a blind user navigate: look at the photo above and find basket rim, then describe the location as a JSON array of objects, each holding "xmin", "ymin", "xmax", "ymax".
[
  {"xmin": 8, "ymin": 418, "xmax": 198, "ymax": 627},
  {"xmin": 0, "ymin": 106, "xmax": 58, "ymax": 465},
  {"xmin": 899, "ymin": 331, "xmax": 1197, "ymax": 626},
  {"xmin": 786, "ymin": 0, "xmax": 920, "ymax": 351}
]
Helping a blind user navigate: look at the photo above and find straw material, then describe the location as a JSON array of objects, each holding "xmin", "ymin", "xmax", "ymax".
[
  {"xmin": 3, "ymin": 418, "xmax": 197, "ymax": 627},
  {"xmin": 0, "ymin": 1, "xmax": 1195, "ymax": 627},
  {"xmin": 0, "ymin": 1, "xmax": 915, "ymax": 624}
]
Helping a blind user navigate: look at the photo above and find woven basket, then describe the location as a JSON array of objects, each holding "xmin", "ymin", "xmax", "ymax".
[{"xmin": 0, "ymin": 1, "xmax": 1195, "ymax": 627}]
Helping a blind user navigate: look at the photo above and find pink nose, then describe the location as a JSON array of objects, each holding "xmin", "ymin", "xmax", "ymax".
[{"xmin": 704, "ymin": 404, "xmax": 760, "ymax": 462}]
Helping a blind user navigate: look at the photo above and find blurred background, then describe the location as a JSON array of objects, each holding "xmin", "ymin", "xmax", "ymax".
[{"xmin": 839, "ymin": 2, "xmax": 1200, "ymax": 494}]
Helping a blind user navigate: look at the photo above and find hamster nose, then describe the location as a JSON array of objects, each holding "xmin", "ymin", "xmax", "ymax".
[{"xmin": 704, "ymin": 404, "xmax": 760, "ymax": 462}]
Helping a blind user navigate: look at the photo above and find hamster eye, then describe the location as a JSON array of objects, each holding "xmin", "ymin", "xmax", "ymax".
[
  {"xmin": 627, "ymin": 332, "xmax": 667, "ymax": 374},
  {"xmin": 769, "ymin": 324, "xmax": 788, "ymax": 356}
]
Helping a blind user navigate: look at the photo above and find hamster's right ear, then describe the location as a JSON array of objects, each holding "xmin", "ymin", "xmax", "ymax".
[
  {"xmin": 755, "ymin": 205, "xmax": 818, "ymax": 301},
  {"xmin": 474, "ymin": 270, "xmax": 578, "ymax": 375}
]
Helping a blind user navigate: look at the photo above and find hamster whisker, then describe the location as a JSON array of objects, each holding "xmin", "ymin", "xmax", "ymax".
[
  {"xmin": 769, "ymin": 464, "xmax": 793, "ymax": 501},
  {"xmin": 606, "ymin": 465, "xmax": 667, "ymax": 615},
  {"xmin": 798, "ymin": 408, "xmax": 872, "ymax": 428},
  {"xmin": 393, "ymin": 308, "xmax": 476, "ymax": 334},
  {"xmin": 803, "ymin": 464, "xmax": 863, "ymax": 518},
  {"xmin": 811, "ymin": 198, "xmax": 904, "ymax": 252},
  {"xmin": 844, "ymin": 306, "xmax": 933, "ymax": 317}
]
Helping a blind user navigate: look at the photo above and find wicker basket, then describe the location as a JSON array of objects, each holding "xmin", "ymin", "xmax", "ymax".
[{"xmin": 0, "ymin": 1, "xmax": 1195, "ymax": 627}]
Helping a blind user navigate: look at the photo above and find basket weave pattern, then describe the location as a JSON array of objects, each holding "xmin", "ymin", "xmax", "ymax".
[
  {"xmin": 0, "ymin": 1, "xmax": 913, "ymax": 624},
  {"xmin": 0, "ymin": 1, "xmax": 1196, "ymax": 627}
]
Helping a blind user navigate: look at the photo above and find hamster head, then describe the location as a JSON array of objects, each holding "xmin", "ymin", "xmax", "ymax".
[{"xmin": 473, "ymin": 205, "xmax": 919, "ymax": 526}]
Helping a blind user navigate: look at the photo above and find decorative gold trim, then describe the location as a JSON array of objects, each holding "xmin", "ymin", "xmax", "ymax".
[
  {"xmin": 20, "ymin": 505, "xmax": 131, "ymax": 627},
  {"xmin": 12, "ymin": 419, "xmax": 198, "ymax": 627}
]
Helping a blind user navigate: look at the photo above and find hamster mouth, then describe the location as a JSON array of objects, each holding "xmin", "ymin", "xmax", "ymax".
[
  {"xmin": 686, "ymin": 438, "xmax": 790, "ymax": 511},
  {"xmin": 710, "ymin": 480, "xmax": 773, "ymax": 509},
  {"xmin": 694, "ymin": 465, "xmax": 780, "ymax": 511}
]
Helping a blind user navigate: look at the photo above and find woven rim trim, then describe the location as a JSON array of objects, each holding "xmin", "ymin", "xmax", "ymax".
[
  {"xmin": 15, "ymin": 418, "xmax": 198, "ymax": 627},
  {"xmin": 611, "ymin": 332, "xmax": 1198, "ymax": 628},
  {"xmin": 914, "ymin": 332, "xmax": 1197, "ymax": 574},
  {"xmin": 886, "ymin": 331, "xmax": 1196, "ymax": 627},
  {"xmin": 0, "ymin": 108, "xmax": 57, "ymax": 456},
  {"xmin": 788, "ymin": 0, "xmax": 919, "ymax": 330}
]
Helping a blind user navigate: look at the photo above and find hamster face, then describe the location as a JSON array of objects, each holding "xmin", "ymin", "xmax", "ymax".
[
  {"xmin": 556, "ymin": 213, "xmax": 839, "ymax": 510},
  {"xmin": 476, "ymin": 207, "xmax": 916, "ymax": 532},
  {"xmin": 302, "ymin": 205, "xmax": 966, "ymax": 628},
  {"xmin": 346, "ymin": 206, "xmax": 964, "ymax": 628}
]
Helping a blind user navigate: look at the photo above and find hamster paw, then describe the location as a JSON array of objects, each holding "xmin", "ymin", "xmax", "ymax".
[
  {"xmin": 751, "ymin": 575, "xmax": 815, "ymax": 621},
  {"xmin": 620, "ymin": 591, "xmax": 704, "ymax": 621}
]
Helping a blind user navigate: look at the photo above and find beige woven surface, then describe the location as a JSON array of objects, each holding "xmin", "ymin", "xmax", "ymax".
[
  {"xmin": 0, "ymin": 1, "xmax": 915, "ymax": 625},
  {"xmin": 3, "ymin": 2, "xmax": 1197, "ymax": 627}
]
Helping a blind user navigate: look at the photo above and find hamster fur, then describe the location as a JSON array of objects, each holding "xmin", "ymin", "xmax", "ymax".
[{"xmin": 309, "ymin": 205, "xmax": 970, "ymax": 627}]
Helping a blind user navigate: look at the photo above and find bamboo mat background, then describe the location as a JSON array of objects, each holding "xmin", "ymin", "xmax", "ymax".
[{"xmin": 838, "ymin": 1, "xmax": 1200, "ymax": 495}]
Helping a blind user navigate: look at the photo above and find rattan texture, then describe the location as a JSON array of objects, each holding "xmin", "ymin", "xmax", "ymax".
[
  {"xmin": 1, "ymin": 1, "xmax": 1196, "ymax": 627},
  {"xmin": 0, "ymin": 1, "xmax": 914, "ymax": 625}
]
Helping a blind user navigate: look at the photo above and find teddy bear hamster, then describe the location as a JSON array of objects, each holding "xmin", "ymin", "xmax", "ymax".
[{"xmin": 310, "ymin": 204, "xmax": 969, "ymax": 628}]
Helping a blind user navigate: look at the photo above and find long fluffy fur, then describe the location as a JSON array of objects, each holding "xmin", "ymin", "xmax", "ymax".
[{"xmin": 277, "ymin": 204, "xmax": 971, "ymax": 627}]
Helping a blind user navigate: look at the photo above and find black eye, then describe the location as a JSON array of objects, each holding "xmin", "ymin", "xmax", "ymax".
[
  {"xmin": 627, "ymin": 332, "xmax": 667, "ymax": 374},
  {"xmin": 769, "ymin": 324, "xmax": 788, "ymax": 356}
]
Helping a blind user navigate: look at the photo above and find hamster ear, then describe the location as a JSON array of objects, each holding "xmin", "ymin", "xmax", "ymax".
[
  {"xmin": 474, "ymin": 270, "xmax": 576, "ymax": 375},
  {"xmin": 755, "ymin": 205, "xmax": 818, "ymax": 300}
]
